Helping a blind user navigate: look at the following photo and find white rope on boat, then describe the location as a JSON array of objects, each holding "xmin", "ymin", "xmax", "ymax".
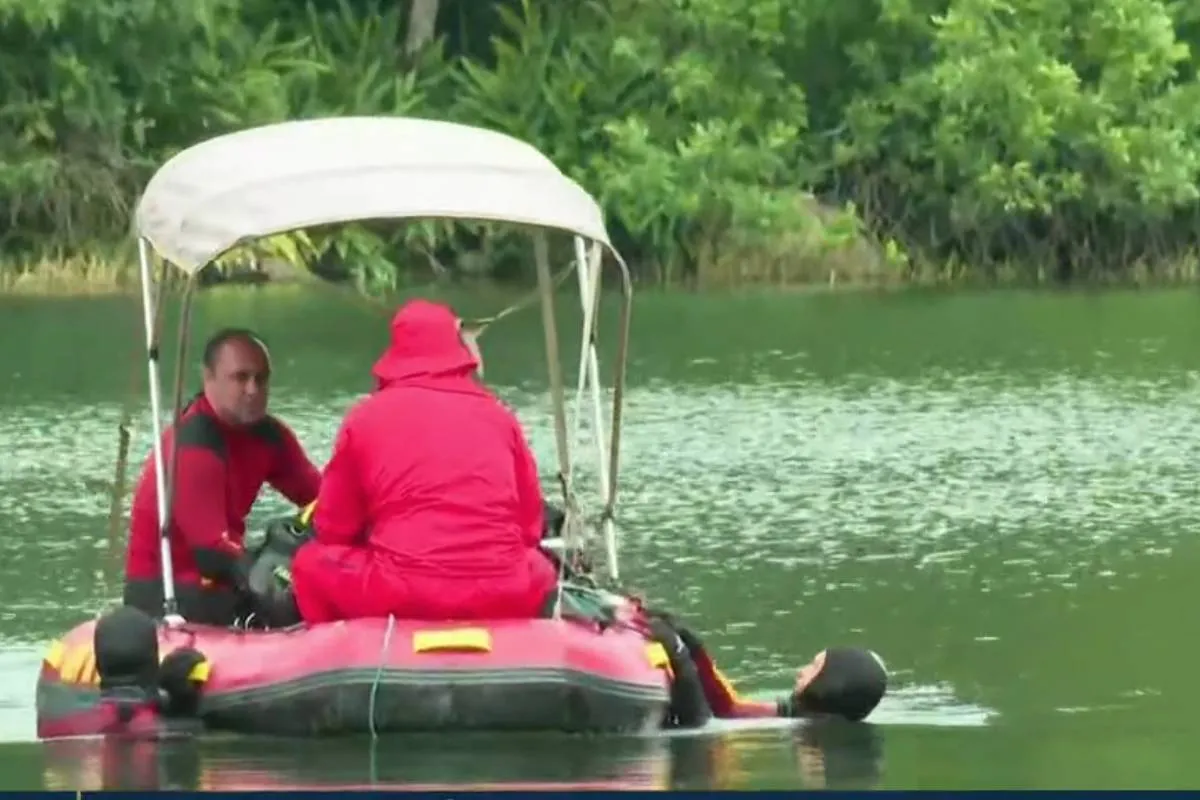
[{"xmin": 368, "ymin": 614, "xmax": 396, "ymax": 738}]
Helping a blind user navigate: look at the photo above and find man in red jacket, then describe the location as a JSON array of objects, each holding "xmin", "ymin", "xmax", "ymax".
[
  {"xmin": 123, "ymin": 328, "xmax": 322, "ymax": 626},
  {"xmin": 289, "ymin": 299, "xmax": 557, "ymax": 623}
]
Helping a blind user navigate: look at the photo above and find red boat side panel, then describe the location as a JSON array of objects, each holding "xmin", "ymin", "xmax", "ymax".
[{"xmin": 45, "ymin": 617, "xmax": 664, "ymax": 695}]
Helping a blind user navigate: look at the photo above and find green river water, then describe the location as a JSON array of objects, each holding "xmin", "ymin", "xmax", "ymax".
[{"xmin": 1, "ymin": 284, "xmax": 1199, "ymax": 789}]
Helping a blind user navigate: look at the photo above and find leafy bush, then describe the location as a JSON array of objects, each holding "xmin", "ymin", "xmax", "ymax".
[{"xmin": 3, "ymin": 0, "xmax": 1200, "ymax": 288}]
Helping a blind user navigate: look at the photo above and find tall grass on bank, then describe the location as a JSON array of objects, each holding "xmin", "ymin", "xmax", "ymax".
[
  {"xmin": 10, "ymin": 246, "xmax": 1200, "ymax": 298},
  {"xmin": 0, "ymin": 256, "xmax": 134, "ymax": 296}
]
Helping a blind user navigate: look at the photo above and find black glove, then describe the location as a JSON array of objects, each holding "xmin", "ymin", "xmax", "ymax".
[
  {"xmin": 646, "ymin": 617, "xmax": 687, "ymax": 657},
  {"xmin": 645, "ymin": 617, "xmax": 713, "ymax": 728},
  {"xmin": 158, "ymin": 647, "xmax": 209, "ymax": 717},
  {"xmin": 673, "ymin": 624, "xmax": 708, "ymax": 659},
  {"xmin": 643, "ymin": 607, "xmax": 699, "ymax": 652}
]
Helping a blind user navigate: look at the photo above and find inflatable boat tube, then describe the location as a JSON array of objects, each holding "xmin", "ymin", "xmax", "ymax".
[{"xmin": 36, "ymin": 607, "xmax": 671, "ymax": 739}]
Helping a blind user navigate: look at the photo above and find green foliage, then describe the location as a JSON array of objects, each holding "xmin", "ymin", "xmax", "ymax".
[{"xmin": 3, "ymin": 0, "xmax": 1200, "ymax": 288}]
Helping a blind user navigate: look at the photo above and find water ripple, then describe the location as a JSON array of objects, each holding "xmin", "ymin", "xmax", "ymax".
[{"xmin": 599, "ymin": 372, "xmax": 1200, "ymax": 598}]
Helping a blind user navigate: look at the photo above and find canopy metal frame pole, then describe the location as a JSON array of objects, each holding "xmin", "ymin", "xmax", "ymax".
[
  {"xmin": 159, "ymin": 277, "xmax": 199, "ymax": 614},
  {"xmin": 533, "ymin": 232, "xmax": 573, "ymax": 498},
  {"xmin": 570, "ymin": 236, "xmax": 619, "ymax": 580},
  {"xmin": 136, "ymin": 237, "xmax": 186, "ymax": 627},
  {"xmin": 603, "ymin": 250, "xmax": 633, "ymax": 570}
]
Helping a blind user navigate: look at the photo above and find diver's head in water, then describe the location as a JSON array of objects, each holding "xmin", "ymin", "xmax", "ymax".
[{"xmin": 791, "ymin": 647, "xmax": 888, "ymax": 722}]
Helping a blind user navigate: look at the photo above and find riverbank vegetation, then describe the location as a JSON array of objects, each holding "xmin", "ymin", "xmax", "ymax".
[{"xmin": 3, "ymin": 0, "xmax": 1200, "ymax": 293}]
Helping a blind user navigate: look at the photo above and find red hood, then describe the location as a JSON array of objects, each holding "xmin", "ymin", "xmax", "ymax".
[{"xmin": 371, "ymin": 300, "xmax": 479, "ymax": 389}]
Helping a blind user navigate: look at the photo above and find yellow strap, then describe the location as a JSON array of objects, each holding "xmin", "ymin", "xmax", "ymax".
[{"xmin": 298, "ymin": 500, "xmax": 316, "ymax": 527}]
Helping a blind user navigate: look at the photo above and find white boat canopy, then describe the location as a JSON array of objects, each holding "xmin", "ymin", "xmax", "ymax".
[{"xmin": 133, "ymin": 115, "xmax": 613, "ymax": 273}]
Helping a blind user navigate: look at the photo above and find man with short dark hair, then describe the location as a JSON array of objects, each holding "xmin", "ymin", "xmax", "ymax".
[{"xmin": 122, "ymin": 328, "xmax": 321, "ymax": 626}]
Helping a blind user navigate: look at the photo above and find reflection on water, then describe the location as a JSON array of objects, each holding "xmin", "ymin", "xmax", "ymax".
[{"xmin": 39, "ymin": 720, "xmax": 887, "ymax": 791}]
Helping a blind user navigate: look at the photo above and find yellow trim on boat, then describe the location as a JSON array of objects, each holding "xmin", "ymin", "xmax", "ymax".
[
  {"xmin": 645, "ymin": 642, "xmax": 674, "ymax": 679},
  {"xmin": 645, "ymin": 642, "xmax": 669, "ymax": 669},
  {"xmin": 413, "ymin": 628, "xmax": 493, "ymax": 654},
  {"xmin": 43, "ymin": 640, "xmax": 64, "ymax": 670},
  {"xmin": 188, "ymin": 659, "xmax": 212, "ymax": 683}
]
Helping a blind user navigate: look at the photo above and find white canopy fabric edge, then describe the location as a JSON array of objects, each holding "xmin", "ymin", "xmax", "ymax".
[{"xmin": 132, "ymin": 117, "xmax": 613, "ymax": 274}]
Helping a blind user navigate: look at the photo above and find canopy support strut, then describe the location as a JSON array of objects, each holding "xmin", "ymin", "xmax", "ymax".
[
  {"xmin": 137, "ymin": 238, "xmax": 185, "ymax": 626},
  {"xmin": 606, "ymin": 252, "xmax": 633, "ymax": 536},
  {"xmin": 159, "ymin": 275, "xmax": 198, "ymax": 616},
  {"xmin": 570, "ymin": 236, "xmax": 619, "ymax": 581},
  {"xmin": 534, "ymin": 232, "xmax": 573, "ymax": 502}
]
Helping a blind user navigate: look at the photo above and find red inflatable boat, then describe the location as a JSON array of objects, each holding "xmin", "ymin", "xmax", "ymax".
[
  {"xmin": 36, "ymin": 604, "xmax": 672, "ymax": 739},
  {"xmin": 40, "ymin": 116, "xmax": 664, "ymax": 742}
]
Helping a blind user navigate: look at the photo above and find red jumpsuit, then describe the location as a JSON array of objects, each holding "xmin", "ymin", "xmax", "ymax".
[
  {"xmin": 123, "ymin": 394, "xmax": 321, "ymax": 624},
  {"xmin": 290, "ymin": 300, "xmax": 557, "ymax": 623}
]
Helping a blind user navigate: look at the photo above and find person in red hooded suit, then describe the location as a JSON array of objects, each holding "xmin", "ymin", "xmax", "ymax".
[{"xmin": 288, "ymin": 299, "xmax": 559, "ymax": 623}]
